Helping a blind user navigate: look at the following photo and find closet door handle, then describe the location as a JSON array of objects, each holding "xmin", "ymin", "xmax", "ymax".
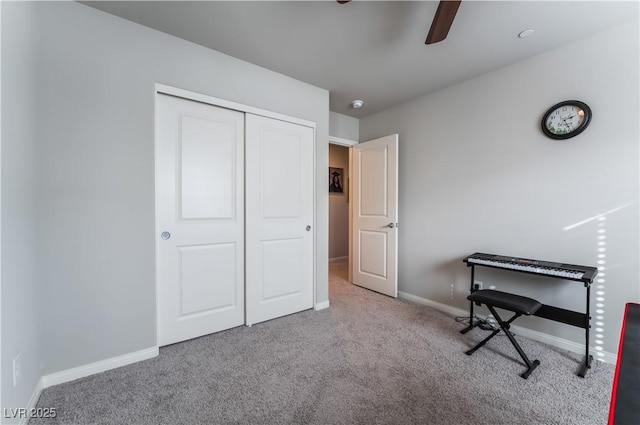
[
  {"xmin": 306, "ymin": 225, "xmax": 311, "ymax": 232},
  {"xmin": 161, "ymin": 231, "xmax": 171, "ymax": 240}
]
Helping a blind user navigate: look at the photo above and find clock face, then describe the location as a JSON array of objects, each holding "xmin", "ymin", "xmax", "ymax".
[{"xmin": 541, "ymin": 100, "xmax": 592, "ymax": 139}]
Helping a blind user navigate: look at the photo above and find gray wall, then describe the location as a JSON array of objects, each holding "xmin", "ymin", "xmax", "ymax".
[
  {"xmin": 360, "ymin": 20, "xmax": 639, "ymax": 357},
  {"xmin": 1, "ymin": 1, "xmax": 42, "ymax": 416},
  {"xmin": 329, "ymin": 144, "xmax": 349, "ymax": 259},
  {"xmin": 329, "ymin": 111, "xmax": 359, "ymax": 141},
  {"xmin": 2, "ymin": 0, "xmax": 329, "ymax": 390}
]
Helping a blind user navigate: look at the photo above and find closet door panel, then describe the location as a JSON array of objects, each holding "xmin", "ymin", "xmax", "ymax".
[
  {"xmin": 156, "ymin": 94, "xmax": 245, "ymax": 346},
  {"xmin": 246, "ymin": 114, "xmax": 314, "ymax": 325}
]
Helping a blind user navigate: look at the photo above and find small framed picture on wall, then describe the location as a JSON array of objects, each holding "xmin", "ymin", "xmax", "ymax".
[{"xmin": 329, "ymin": 167, "xmax": 344, "ymax": 194}]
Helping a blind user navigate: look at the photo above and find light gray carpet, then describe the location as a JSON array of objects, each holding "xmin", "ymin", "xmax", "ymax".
[{"xmin": 31, "ymin": 259, "xmax": 614, "ymax": 425}]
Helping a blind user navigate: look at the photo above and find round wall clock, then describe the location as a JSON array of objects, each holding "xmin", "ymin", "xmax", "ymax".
[{"xmin": 541, "ymin": 100, "xmax": 592, "ymax": 140}]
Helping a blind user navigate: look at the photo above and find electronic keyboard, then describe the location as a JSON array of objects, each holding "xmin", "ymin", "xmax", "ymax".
[
  {"xmin": 464, "ymin": 252, "xmax": 598, "ymax": 284},
  {"xmin": 462, "ymin": 251, "xmax": 598, "ymax": 377}
]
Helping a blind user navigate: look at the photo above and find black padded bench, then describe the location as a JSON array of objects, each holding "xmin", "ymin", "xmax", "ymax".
[{"xmin": 465, "ymin": 289, "xmax": 542, "ymax": 379}]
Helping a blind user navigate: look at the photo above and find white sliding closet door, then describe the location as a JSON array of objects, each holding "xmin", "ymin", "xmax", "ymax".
[
  {"xmin": 245, "ymin": 114, "xmax": 315, "ymax": 326},
  {"xmin": 156, "ymin": 94, "xmax": 245, "ymax": 346}
]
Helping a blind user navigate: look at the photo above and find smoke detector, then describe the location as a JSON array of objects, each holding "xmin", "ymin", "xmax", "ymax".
[
  {"xmin": 518, "ymin": 29, "xmax": 534, "ymax": 38},
  {"xmin": 351, "ymin": 100, "xmax": 364, "ymax": 109}
]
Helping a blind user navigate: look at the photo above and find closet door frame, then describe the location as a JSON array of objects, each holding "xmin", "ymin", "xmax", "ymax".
[
  {"xmin": 154, "ymin": 84, "xmax": 317, "ymax": 343},
  {"xmin": 156, "ymin": 85, "xmax": 316, "ymax": 129}
]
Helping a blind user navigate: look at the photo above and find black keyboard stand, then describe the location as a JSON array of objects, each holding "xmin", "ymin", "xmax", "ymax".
[
  {"xmin": 460, "ymin": 264, "xmax": 482, "ymax": 334},
  {"xmin": 461, "ymin": 254, "xmax": 596, "ymax": 378}
]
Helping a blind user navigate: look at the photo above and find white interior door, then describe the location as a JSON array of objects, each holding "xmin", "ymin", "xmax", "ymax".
[
  {"xmin": 156, "ymin": 94, "xmax": 245, "ymax": 346},
  {"xmin": 352, "ymin": 134, "xmax": 398, "ymax": 297},
  {"xmin": 245, "ymin": 114, "xmax": 314, "ymax": 326}
]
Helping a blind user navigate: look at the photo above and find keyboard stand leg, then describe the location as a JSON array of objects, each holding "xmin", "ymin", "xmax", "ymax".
[
  {"xmin": 460, "ymin": 321, "xmax": 480, "ymax": 334},
  {"xmin": 578, "ymin": 355, "xmax": 593, "ymax": 378},
  {"xmin": 461, "ymin": 265, "xmax": 478, "ymax": 334},
  {"xmin": 578, "ymin": 284, "xmax": 592, "ymax": 378}
]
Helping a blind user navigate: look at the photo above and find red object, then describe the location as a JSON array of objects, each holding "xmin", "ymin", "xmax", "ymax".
[{"xmin": 608, "ymin": 303, "xmax": 640, "ymax": 425}]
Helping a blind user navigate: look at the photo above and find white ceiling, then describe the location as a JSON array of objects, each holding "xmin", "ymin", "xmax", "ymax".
[{"xmin": 84, "ymin": 1, "xmax": 639, "ymax": 118}]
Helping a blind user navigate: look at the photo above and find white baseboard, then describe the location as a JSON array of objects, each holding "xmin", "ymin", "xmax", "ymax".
[
  {"xmin": 329, "ymin": 256, "xmax": 348, "ymax": 262},
  {"xmin": 41, "ymin": 346, "xmax": 159, "ymax": 389},
  {"xmin": 398, "ymin": 291, "xmax": 617, "ymax": 365},
  {"xmin": 315, "ymin": 300, "xmax": 330, "ymax": 310},
  {"xmin": 16, "ymin": 379, "xmax": 44, "ymax": 425},
  {"xmin": 399, "ymin": 291, "xmax": 465, "ymax": 318}
]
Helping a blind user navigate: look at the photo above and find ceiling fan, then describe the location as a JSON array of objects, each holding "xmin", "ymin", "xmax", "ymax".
[{"xmin": 337, "ymin": 0, "xmax": 461, "ymax": 45}]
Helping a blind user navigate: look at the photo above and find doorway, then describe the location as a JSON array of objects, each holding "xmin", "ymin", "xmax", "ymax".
[
  {"xmin": 329, "ymin": 143, "xmax": 351, "ymax": 284},
  {"xmin": 329, "ymin": 135, "xmax": 399, "ymax": 298}
]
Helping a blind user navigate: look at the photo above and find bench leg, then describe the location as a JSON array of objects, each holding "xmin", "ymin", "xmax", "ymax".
[
  {"xmin": 465, "ymin": 310, "xmax": 521, "ymax": 356},
  {"xmin": 465, "ymin": 326, "xmax": 503, "ymax": 356},
  {"xmin": 465, "ymin": 306, "xmax": 541, "ymax": 379},
  {"xmin": 488, "ymin": 306, "xmax": 540, "ymax": 379}
]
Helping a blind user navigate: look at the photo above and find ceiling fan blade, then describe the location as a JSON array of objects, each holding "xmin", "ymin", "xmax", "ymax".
[{"xmin": 425, "ymin": 0, "xmax": 461, "ymax": 45}]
